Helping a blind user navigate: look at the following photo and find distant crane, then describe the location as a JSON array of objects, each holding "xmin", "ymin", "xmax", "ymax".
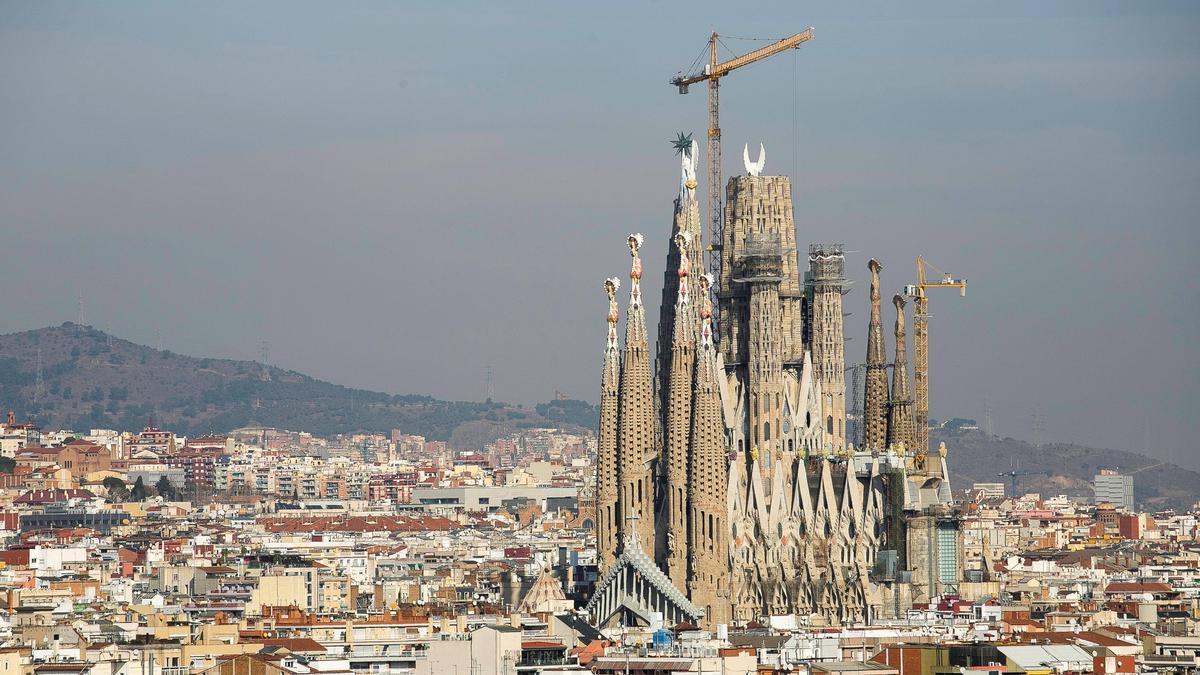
[
  {"xmin": 997, "ymin": 459, "xmax": 1049, "ymax": 498},
  {"xmin": 905, "ymin": 256, "xmax": 967, "ymax": 462},
  {"xmin": 670, "ymin": 29, "xmax": 815, "ymax": 285}
]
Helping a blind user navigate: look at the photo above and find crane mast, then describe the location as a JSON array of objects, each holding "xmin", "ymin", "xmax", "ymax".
[
  {"xmin": 905, "ymin": 256, "xmax": 967, "ymax": 462},
  {"xmin": 671, "ymin": 29, "xmax": 815, "ymax": 290}
]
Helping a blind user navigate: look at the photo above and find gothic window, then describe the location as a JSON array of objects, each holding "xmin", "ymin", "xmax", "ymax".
[
  {"xmin": 826, "ymin": 416, "xmax": 833, "ymax": 435},
  {"xmin": 763, "ymin": 422, "xmax": 770, "ymax": 442}
]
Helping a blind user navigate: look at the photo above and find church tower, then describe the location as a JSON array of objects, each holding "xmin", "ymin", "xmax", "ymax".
[
  {"xmin": 686, "ymin": 273, "xmax": 731, "ymax": 628},
  {"xmin": 656, "ymin": 139, "xmax": 703, "ymax": 582},
  {"xmin": 596, "ymin": 278, "xmax": 621, "ymax": 573},
  {"xmin": 863, "ymin": 259, "xmax": 890, "ymax": 450},
  {"xmin": 662, "ymin": 232, "xmax": 696, "ymax": 587},
  {"xmin": 886, "ymin": 294, "xmax": 916, "ymax": 450},
  {"xmin": 808, "ymin": 245, "xmax": 846, "ymax": 450},
  {"xmin": 616, "ymin": 234, "xmax": 657, "ymax": 555}
]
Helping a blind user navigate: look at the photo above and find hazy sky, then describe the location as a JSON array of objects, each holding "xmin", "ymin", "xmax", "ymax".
[{"xmin": 2, "ymin": 2, "xmax": 1197, "ymax": 468}]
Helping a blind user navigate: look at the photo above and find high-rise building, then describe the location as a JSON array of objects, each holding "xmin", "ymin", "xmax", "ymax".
[{"xmin": 1093, "ymin": 469, "xmax": 1134, "ymax": 511}]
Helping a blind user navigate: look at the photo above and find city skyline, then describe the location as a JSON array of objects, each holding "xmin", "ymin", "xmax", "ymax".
[{"xmin": 3, "ymin": 2, "xmax": 1197, "ymax": 468}]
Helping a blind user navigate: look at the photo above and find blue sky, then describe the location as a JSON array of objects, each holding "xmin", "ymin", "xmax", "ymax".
[{"xmin": 2, "ymin": 2, "xmax": 1198, "ymax": 467}]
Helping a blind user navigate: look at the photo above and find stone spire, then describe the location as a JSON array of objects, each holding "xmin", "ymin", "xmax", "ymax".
[
  {"xmin": 656, "ymin": 141, "xmax": 705, "ymax": 452},
  {"xmin": 596, "ymin": 277, "xmax": 622, "ymax": 573},
  {"xmin": 663, "ymin": 232, "xmax": 695, "ymax": 588},
  {"xmin": 686, "ymin": 273, "xmax": 730, "ymax": 628},
  {"xmin": 809, "ymin": 245, "xmax": 846, "ymax": 450},
  {"xmin": 616, "ymin": 233, "xmax": 657, "ymax": 556},
  {"xmin": 886, "ymin": 294, "xmax": 916, "ymax": 451},
  {"xmin": 863, "ymin": 259, "xmax": 889, "ymax": 451}
]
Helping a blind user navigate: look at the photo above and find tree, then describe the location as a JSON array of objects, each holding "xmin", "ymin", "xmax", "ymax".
[
  {"xmin": 131, "ymin": 476, "xmax": 147, "ymax": 501},
  {"xmin": 155, "ymin": 476, "xmax": 177, "ymax": 501},
  {"xmin": 102, "ymin": 476, "xmax": 129, "ymax": 502},
  {"xmin": 0, "ymin": 457, "xmax": 14, "ymax": 474}
]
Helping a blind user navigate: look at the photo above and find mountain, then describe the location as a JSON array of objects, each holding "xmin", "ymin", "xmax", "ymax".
[
  {"xmin": 0, "ymin": 323, "xmax": 597, "ymax": 444},
  {"xmin": 936, "ymin": 428, "xmax": 1200, "ymax": 512},
  {"xmin": 3, "ymin": 324, "xmax": 1194, "ymax": 510}
]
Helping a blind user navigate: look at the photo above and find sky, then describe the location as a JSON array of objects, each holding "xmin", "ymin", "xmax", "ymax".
[{"xmin": 2, "ymin": 2, "xmax": 1198, "ymax": 468}]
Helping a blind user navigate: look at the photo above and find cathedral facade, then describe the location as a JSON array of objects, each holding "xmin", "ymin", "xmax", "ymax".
[{"xmin": 587, "ymin": 141, "xmax": 960, "ymax": 631}]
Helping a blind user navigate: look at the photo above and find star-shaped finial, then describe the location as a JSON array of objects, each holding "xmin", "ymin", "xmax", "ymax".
[{"xmin": 671, "ymin": 132, "xmax": 694, "ymax": 154}]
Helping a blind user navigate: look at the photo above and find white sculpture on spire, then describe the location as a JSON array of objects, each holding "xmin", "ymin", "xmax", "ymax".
[
  {"xmin": 743, "ymin": 142, "xmax": 766, "ymax": 177},
  {"xmin": 681, "ymin": 139, "xmax": 699, "ymax": 199}
]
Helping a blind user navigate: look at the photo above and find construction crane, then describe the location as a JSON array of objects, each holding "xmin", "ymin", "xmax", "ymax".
[
  {"xmin": 904, "ymin": 256, "xmax": 967, "ymax": 461},
  {"xmin": 997, "ymin": 460, "xmax": 1049, "ymax": 498},
  {"xmin": 670, "ymin": 29, "xmax": 815, "ymax": 283}
]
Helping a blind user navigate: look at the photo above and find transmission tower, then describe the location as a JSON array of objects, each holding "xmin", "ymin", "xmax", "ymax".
[
  {"xmin": 1030, "ymin": 407, "xmax": 1045, "ymax": 449},
  {"xmin": 984, "ymin": 398, "xmax": 994, "ymax": 438},
  {"xmin": 259, "ymin": 340, "xmax": 271, "ymax": 382},
  {"xmin": 485, "ymin": 366, "xmax": 494, "ymax": 403},
  {"xmin": 34, "ymin": 349, "xmax": 44, "ymax": 403}
]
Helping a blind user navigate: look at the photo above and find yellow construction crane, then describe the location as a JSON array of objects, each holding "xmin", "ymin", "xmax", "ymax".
[
  {"xmin": 904, "ymin": 256, "xmax": 967, "ymax": 463},
  {"xmin": 671, "ymin": 29, "xmax": 815, "ymax": 280}
]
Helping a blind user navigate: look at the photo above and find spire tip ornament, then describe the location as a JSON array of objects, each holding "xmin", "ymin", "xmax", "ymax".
[{"xmin": 743, "ymin": 142, "xmax": 766, "ymax": 177}]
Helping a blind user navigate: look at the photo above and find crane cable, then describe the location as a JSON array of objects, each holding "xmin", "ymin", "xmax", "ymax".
[{"xmin": 792, "ymin": 47, "xmax": 798, "ymax": 187}]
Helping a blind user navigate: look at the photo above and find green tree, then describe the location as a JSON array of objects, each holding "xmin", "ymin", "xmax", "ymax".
[
  {"xmin": 102, "ymin": 476, "xmax": 129, "ymax": 502},
  {"xmin": 131, "ymin": 476, "xmax": 147, "ymax": 501},
  {"xmin": 155, "ymin": 476, "xmax": 177, "ymax": 501}
]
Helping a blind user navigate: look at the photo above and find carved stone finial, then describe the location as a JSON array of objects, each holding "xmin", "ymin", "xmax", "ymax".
[
  {"xmin": 627, "ymin": 233, "xmax": 644, "ymax": 307},
  {"xmin": 675, "ymin": 233, "xmax": 691, "ymax": 307},
  {"xmin": 604, "ymin": 277, "xmax": 621, "ymax": 349},
  {"xmin": 938, "ymin": 441, "xmax": 948, "ymax": 458}
]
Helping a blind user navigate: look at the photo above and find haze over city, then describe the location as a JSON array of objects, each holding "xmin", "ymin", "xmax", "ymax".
[{"xmin": 2, "ymin": 2, "xmax": 1197, "ymax": 468}]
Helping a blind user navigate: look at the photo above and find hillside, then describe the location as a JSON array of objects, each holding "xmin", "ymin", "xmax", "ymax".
[
  {"xmin": 0, "ymin": 323, "xmax": 597, "ymax": 443},
  {"xmin": 936, "ymin": 428, "xmax": 1200, "ymax": 512}
]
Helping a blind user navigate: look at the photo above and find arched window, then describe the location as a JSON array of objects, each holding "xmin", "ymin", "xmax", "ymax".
[
  {"xmin": 764, "ymin": 421, "xmax": 771, "ymax": 442},
  {"xmin": 826, "ymin": 415, "xmax": 833, "ymax": 435}
]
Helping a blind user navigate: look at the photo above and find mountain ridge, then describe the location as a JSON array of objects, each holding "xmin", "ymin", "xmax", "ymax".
[
  {"xmin": 0, "ymin": 323, "xmax": 595, "ymax": 444},
  {"xmin": 2, "ymin": 323, "xmax": 1195, "ymax": 510}
]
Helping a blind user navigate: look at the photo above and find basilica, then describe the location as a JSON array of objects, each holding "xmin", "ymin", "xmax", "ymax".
[{"xmin": 585, "ymin": 140, "xmax": 960, "ymax": 630}]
